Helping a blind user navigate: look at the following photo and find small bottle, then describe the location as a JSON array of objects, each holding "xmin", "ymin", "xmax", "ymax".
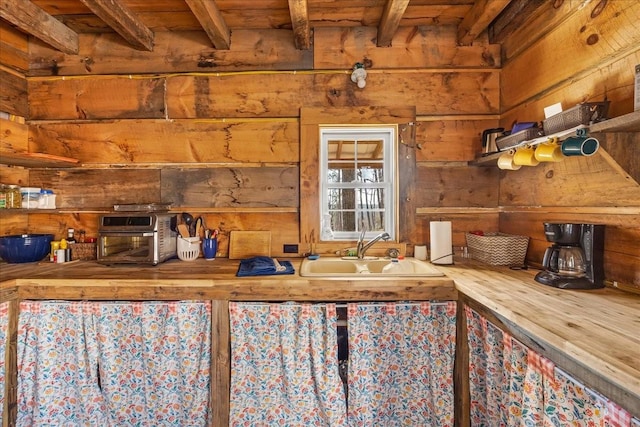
[
  {"xmin": 78, "ymin": 230, "xmax": 86, "ymax": 243},
  {"xmin": 382, "ymin": 259, "xmax": 402, "ymax": 273},
  {"xmin": 50, "ymin": 241, "xmax": 60, "ymax": 262},
  {"xmin": 60, "ymin": 238, "xmax": 69, "ymax": 262},
  {"xmin": 66, "ymin": 228, "xmax": 76, "ymax": 243}
]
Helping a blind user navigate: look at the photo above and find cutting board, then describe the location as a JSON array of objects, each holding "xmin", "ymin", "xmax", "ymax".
[{"xmin": 228, "ymin": 231, "xmax": 272, "ymax": 259}]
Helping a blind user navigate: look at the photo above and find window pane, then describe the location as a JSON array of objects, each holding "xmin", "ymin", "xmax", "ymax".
[
  {"xmin": 357, "ymin": 211, "xmax": 385, "ymax": 232},
  {"xmin": 327, "ymin": 188, "xmax": 356, "ymax": 210},
  {"xmin": 327, "ymin": 166, "xmax": 384, "ymax": 183},
  {"xmin": 329, "ymin": 211, "xmax": 355, "ymax": 233},
  {"xmin": 327, "ymin": 140, "xmax": 383, "ymax": 161}
]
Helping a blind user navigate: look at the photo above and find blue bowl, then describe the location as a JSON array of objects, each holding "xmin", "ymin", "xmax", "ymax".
[{"xmin": 0, "ymin": 234, "xmax": 54, "ymax": 263}]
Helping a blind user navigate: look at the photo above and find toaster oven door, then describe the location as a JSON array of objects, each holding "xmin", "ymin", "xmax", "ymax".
[{"xmin": 98, "ymin": 232, "xmax": 156, "ymax": 264}]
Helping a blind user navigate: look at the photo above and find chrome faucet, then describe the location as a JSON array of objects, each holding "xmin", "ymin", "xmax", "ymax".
[{"xmin": 356, "ymin": 228, "xmax": 390, "ymax": 259}]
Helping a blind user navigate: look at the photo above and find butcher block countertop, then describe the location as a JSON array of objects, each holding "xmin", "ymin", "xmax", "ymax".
[{"xmin": 0, "ymin": 257, "xmax": 638, "ymax": 414}]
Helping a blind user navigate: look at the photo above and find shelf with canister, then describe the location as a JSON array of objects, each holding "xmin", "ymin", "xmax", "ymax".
[
  {"xmin": 495, "ymin": 127, "xmax": 599, "ymax": 170},
  {"xmin": 471, "ymin": 101, "xmax": 616, "ymax": 169}
]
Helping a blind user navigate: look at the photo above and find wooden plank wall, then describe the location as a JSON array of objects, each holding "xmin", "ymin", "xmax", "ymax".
[
  {"xmin": 0, "ymin": 21, "xmax": 30, "ymax": 232},
  {"xmin": 498, "ymin": 0, "xmax": 640, "ymax": 290},
  {"xmin": 1, "ymin": 25, "xmax": 502, "ymax": 258}
]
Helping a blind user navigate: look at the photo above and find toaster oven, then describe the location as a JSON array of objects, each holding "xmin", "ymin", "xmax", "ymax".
[{"xmin": 97, "ymin": 213, "xmax": 177, "ymax": 265}]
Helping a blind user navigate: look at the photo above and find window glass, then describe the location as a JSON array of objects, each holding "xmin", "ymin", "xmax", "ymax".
[{"xmin": 320, "ymin": 127, "xmax": 396, "ymax": 241}]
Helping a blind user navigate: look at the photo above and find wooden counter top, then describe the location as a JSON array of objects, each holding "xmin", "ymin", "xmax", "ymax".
[
  {"xmin": 0, "ymin": 258, "xmax": 457, "ymax": 301},
  {"xmin": 1, "ymin": 257, "xmax": 638, "ymax": 415}
]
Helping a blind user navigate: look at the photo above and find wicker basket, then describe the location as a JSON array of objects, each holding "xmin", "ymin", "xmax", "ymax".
[
  {"xmin": 70, "ymin": 243, "xmax": 97, "ymax": 261},
  {"xmin": 177, "ymin": 236, "xmax": 200, "ymax": 261},
  {"xmin": 465, "ymin": 232, "xmax": 529, "ymax": 266},
  {"xmin": 543, "ymin": 101, "xmax": 610, "ymax": 135},
  {"xmin": 496, "ymin": 127, "xmax": 545, "ymax": 151}
]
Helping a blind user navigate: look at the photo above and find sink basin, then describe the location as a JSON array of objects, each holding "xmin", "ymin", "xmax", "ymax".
[{"xmin": 300, "ymin": 257, "xmax": 445, "ymax": 277}]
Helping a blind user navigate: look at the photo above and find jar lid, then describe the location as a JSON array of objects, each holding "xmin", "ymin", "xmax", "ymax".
[
  {"xmin": 21, "ymin": 187, "xmax": 41, "ymax": 192},
  {"xmin": 40, "ymin": 189, "xmax": 54, "ymax": 194}
]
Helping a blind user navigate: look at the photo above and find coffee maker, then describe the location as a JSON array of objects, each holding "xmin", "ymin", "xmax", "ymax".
[{"xmin": 534, "ymin": 223, "xmax": 605, "ymax": 289}]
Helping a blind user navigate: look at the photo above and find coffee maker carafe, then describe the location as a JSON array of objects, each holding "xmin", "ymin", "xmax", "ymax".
[{"xmin": 534, "ymin": 223, "xmax": 605, "ymax": 289}]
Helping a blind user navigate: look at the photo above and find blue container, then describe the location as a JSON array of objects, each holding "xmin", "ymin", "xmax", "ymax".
[{"xmin": 0, "ymin": 234, "xmax": 54, "ymax": 263}]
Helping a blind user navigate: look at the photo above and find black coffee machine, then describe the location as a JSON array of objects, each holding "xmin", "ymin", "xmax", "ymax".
[{"xmin": 534, "ymin": 223, "xmax": 605, "ymax": 289}]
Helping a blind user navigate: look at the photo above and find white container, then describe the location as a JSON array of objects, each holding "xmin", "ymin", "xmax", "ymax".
[
  {"xmin": 20, "ymin": 187, "xmax": 41, "ymax": 209},
  {"xmin": 177, "ymin": 236, "xmax": 200, "ymax": 261},
  {"xmin": 414, "ymin": 245, "xmax": 428, "ymax": 261},
  {"xmin": 38, "ymin": 189, "xmax": 56, "ymax": 209},
  {"xmin": 382, "ymin": 259, "xmax": 413, "ymax": 274}
]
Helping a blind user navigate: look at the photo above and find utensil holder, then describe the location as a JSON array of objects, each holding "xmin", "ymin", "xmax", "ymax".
[{"xmin": 177, "ymin": 236, "xmax": 200, "ymax": 261}]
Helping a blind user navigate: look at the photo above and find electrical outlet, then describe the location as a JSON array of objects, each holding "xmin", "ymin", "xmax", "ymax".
[{"xmin": 283, "ymin": 244, "xmax": 299, "ymax": 253}]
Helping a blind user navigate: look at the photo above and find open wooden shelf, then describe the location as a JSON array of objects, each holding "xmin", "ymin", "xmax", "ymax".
[
  {"xmin": 0, "ymin": 151, "xmax": 79, "ymax": 168},
  {"xmin": 470, "ymin": 111, "xmax": 640, "ymax": 167},
  {"xmin": 416, "ymin": 206, "xmax": 640, "ymax": 215},
  {"xmin": 589, "ymin": 111, "xmax": 640, "ymax": 133}
]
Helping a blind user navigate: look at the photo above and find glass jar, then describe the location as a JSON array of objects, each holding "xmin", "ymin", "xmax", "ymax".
[
  {"xmin": 0, "ymin": 184, "xmax": 6, "ymax": 209},
  {"xmin": 6, "ymin": 185, "xmax": 22, "ymax": 208},
  {"xmin": 20, "ymin": 187, "xmax": 41, "ymax": 209}
]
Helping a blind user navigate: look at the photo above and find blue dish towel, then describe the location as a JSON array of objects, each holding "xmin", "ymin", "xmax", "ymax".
[{"xmin": 236, "ymin": 256, "xmax": 295, "ymax": 277}]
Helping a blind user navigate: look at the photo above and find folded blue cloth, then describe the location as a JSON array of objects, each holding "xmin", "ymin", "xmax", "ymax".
[{"xmin": 236, "ymin": 256, "xmax": 295, "ymax": 277}]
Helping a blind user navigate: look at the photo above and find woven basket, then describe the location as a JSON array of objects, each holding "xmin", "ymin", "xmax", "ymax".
[
  {"xmin": 70, "ymin": 243, "xmax": 97, "ymax": 261},
  {"xmin": 542, "ymin": 102, "xmax": 609, "ymax": 135},
  {"xmin": 465, "ymin": 232, "xmax": 529, "ymax": 266}
]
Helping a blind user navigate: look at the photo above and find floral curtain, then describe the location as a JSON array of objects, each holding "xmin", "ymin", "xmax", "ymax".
[
  {"xmin": 17, "ymin": 301, "xmax": 111, "ymax": 426},
  {"xmin": 1, "ymin": 301, "xmax": 10, "ymax": 422},
  {"xmin": 347, "ymin": 301, "xmax": 457, "ymax": 427},
  {"xmin": 95, "ymin": 301, "xmax": 212, "ymax": 426},
  {"xmin": 17, "ymin": 300, "xmax": 211, "ymax": 426},
  {"xmin": 465, "ymin": 305, "xmax": 621, "ymax": 427},
  {"xmin": 229, "ymin": 302, "xmax": 347, "ymax": 426}
]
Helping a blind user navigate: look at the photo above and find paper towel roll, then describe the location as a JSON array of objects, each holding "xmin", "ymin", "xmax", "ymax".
[{"xmin": 430, "ymin": 221, "xmax": 453, "ymax": 265}]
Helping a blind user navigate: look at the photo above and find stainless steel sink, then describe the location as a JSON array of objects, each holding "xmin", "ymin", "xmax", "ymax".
[{"xmin": 300, "ymin": 257, "xmax": 445, "ymax": 277}]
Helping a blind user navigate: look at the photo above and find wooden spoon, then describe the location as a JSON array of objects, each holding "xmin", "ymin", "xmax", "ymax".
[{"xmin": 177, "ymin": 223, "xmax": 190, "ymax": 238}]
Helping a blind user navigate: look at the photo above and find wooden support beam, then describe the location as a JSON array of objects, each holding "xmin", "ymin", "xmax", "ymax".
[
  {"xmin": 0, "ymin": 0, "xmax": 79, "ymax": 54},
  {"xmin": 488, "ymin": 0, "xmax": 546, "ymax": 44},
  {"xmin": 457, "ymin": 0, "xmax": 510, "ymax": 46},
  {"xmin": 78, "ymin": 0, "xmax": 154, "ymax": 51},
  {"xmin": 184, "ymin": 0, "xmax": 231, "ymax": 50},
  {"xmin": 287, "ymin": 0, "xmax": 311, "ymax": 50},
  {"xmin": 377, "ymin": 0, "xmax": 410, "ymax": 47}
]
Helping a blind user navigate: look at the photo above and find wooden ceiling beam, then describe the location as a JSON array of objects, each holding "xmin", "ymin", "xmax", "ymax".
[
  {"xmin": 377, "ymin": 0, "xmax": 410, "ymax": 47},
  {"xmin": 0, "ymin": 0, "xmax": 79, "ymax": 54},
  {"xmin": 457, "ymin": 0, "xmax": 511, "ymax": 45},
  {"xmin": 184, "ymin": 0, "xmax": 230, "ymax": 50},
  {"xmin": 78, "ymin": 0, "xmax": 154, "ymax": 51},
  {"xmin": 287, "ymin": 0, "xmax": 311, "ymax": 50},
  {"xmin": 488, "ymin": 0, "xmax": 546, "ymax": 44}
]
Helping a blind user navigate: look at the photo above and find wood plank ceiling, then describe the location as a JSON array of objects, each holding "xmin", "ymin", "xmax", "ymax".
[{"xmin": 1, "ymin": 0, "xmax": 524, "ymax": 55}]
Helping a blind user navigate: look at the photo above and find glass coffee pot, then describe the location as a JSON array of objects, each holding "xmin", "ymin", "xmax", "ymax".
[{"xmin": 556, "ymin": 246, "xmax": 587, "ymax": 277}]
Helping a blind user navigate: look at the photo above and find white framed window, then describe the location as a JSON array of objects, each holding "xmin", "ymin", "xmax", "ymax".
[{"xmin": 319, "ymin": 126, "xmax": 397, "ymax": 241}]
